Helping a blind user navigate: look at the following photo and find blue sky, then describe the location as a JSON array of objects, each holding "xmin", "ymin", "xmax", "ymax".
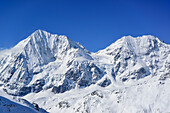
[{"xmin": 0, "ymin": 0, "xmax": 170, "ymax": 52}]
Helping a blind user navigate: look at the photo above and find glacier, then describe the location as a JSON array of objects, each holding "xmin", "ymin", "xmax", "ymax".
[{"xmin": 0, "ymin": 30, "xmax": 170, "ymax": 113}]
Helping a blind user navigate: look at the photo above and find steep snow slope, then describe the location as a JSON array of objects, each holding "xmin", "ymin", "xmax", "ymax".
[
  {"xmin": 0, "ymin": 96, "xmax": 38, "ymax": 113},
  {"xmin": 0, "ymin": 88, "xmax": 47, "ymax": 113},
  {"xmin": 0, "ymin": 30, "xmax": 170, "ymax": 113},
  {"xmin": 0, "ymin": 96, "xmax": 48, "ymax": 113}
]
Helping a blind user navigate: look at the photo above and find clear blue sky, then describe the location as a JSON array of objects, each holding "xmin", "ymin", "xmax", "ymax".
[{"xmin": 0, "ymin": 0, "xmax": 170, "ymax": 52}]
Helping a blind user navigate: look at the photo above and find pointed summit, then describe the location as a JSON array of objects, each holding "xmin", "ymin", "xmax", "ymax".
[
  {"xmin": 31, "ymin": 29, "xmax": 52, "ymax": 38},
  {"xmin": 9, "ymin": 30, "xmax": 86, "ymax": 57}
]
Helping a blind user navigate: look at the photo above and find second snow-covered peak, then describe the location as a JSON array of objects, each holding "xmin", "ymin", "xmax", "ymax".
[{"xmin": 96, "ymin": 35, "xmax": 165, "ymax": 56}]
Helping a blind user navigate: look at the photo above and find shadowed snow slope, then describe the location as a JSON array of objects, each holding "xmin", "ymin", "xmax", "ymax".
[
  {"xmin": 0, "ymin": 30, "xmax": 170, "ymax": 113},
  {"xmin": 0, "ymin": 96, "xmax": 47, "ymax": 113}
]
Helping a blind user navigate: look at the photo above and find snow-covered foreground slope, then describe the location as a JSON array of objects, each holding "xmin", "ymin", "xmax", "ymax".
[
  {"xmin": 0, "ymin": 30, "xmax": 170, "ymax": 113},
  {"xmin": 0, "ymin": 88, "xmax": 47, "ymax": 113}
]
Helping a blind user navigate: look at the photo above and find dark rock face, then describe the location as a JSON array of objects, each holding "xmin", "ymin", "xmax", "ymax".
[
  {"xmin": 18, "ymin": 87, "xmax": 32, "ymax": 96},
  {"xmin": 32, "ymin": 79, "xmax": 45, "ymax": 93},
  {"xmin": 52, "ymin": 85, "xmax": 68, "ymax": 93},
  {"xmin": 98, "ymin": 78, "xmax": 111, "ymax": 87},
  {"xmin": 51, "ymin": 62, "xmax": 104, "ymax": 94},
  {"xmin": 52, "ymin": 79, "xmax": 71, "ymax": 93},
  {"xmin": 136, "ymin": 68, "xmax": 147, "ymax": 78},
  {"xmin": 3, "ymin": 86, "xmax": 31, "ymax": 96},
  {"xmin": 33, "ymin": 103, "xmax": 39, "ymax": 111},
  {"xmin": 58, "ymin": 101, "xmax": 70, "ymax": 108},
  {"xmin": 3, "ymin": 79, "xmax": 45, "ymax": 96},
  {"xmin": 91, "ymin": 90, "xmax": 103, "ymax": 98},
  {"xmin": 159, "ymin": 60, "xmax": 170, "ymax": 80},
  {"xmin": 121, "ymin": 77, "xmax": 128, "ymax": 82},
  {"xmin": 65, "ymin": 62, "xmax": 104, "ymax": 87}
]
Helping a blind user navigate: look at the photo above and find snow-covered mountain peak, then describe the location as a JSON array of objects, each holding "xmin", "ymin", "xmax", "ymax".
[
  {"xmin": 0, "ymin": 30, "xmax": 94, "ymax": 96},
  {"xmin": 97, "ymin": 35, "xmax": 165, "ymax": 55},
  {"xmin": 12, "ymin": 29, "xmax": 83, "ymax": 54},
  {"xmin": 28, "ymin": 30, "xmax": 90, "ymax": 55},
  {"xmin": 94, "ymin": 35, "xmax": 170, "ymax": 82},
  {"xmin": 33, "ymin": 29, "xmax": 51, "ymax": 35},
  {"xmin": 120, "ymin": 35, "xmax": 156, "ymax": 40}
]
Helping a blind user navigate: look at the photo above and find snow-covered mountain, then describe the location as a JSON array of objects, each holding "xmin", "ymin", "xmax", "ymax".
[
  {"xmin": 0, "ymin": 30, "xmax": 98, "ymax": 95},
  {"xmin": 0, "ymin": 30, "xmax": 170, "ymax": 113}
]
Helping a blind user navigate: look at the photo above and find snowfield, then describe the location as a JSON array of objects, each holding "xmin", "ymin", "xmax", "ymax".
[{"xmin": 0, "ymin": 30, "xmax": 169, "ymax": 113}]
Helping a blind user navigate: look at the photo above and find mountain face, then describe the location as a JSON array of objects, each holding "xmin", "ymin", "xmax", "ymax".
[
  {"xmin": 96, "ymin": 35, "xmax": 170, "ymax": 81},
  {"xmin": 0, "ymin": 30, "xmax": 170, "ymax": 113},
  {"xmin": 0, "ymin": 30, "xmax": 101, "ymax": 96}
]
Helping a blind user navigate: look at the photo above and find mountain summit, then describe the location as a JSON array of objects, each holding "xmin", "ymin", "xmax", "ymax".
[
  {"xmin": 0, "ymin": 30, "xmax": 170, "ymax": 113},
  {"xmin": 0, "ymin": 30, "xmax": 96, "ymax": 95}
]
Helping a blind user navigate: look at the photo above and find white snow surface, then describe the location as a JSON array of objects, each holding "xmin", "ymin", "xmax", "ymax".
[{"xmin": 0, "ymin": 30, "xmax": 170, "ymax": 113}]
